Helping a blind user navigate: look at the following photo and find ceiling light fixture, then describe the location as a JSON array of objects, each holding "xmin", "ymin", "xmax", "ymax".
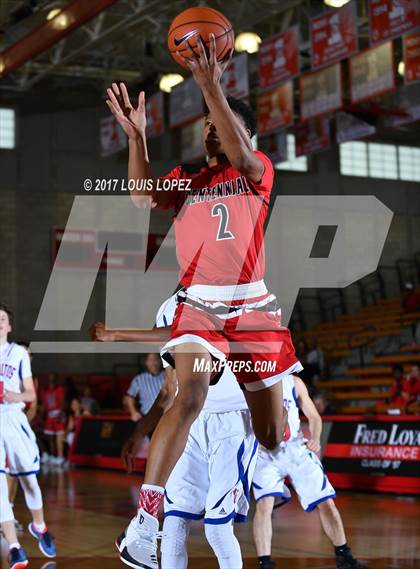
[
  {"xmin": 159, "ymin": 73, "xmax": 184, "ymax": 93},
  {"xmin": 46, "ymin": 8, "xmax": 62, "ymax": 21},
  {"xmin": 398, "ymin": 61, "xmax": 405, "ymax": 76},
  {"xmin": 234, "ymin": 32, "xmax": 262, "ymax": 54},
  {"xmin": 323, "ymin": 0, "xmax": 351, "ymax": 7}
]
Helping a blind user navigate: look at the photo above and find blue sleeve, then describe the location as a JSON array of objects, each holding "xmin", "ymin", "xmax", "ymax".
[{"xmin": 126, "ymin": 375, "xmax": 140, "ymax": 398}]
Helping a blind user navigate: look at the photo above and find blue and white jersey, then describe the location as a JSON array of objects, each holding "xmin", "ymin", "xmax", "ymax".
[
  {"xmin": 0, "ymin": 342, "xmax": 31, "ymax": 413},
  {"xmin": 282, "ymin": 375, "xmax": 303, "ymax": 443},
  {"xmin": 156, "ymin": 295, "xmax": 247, "ymax": 413}
]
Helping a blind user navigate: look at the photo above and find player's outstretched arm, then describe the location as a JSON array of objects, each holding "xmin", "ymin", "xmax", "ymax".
[
  {"xmin": 106, "ymin": 83, "xmax": 173, "ymax": 209},
  {"xmin": 179, "ymin": 35, "xmax": 264, "ymax": 183},
  {"xmin": 121, "ymin": 370, "xmax": 177, "ymax": 473},
  {"xmin": 4, "ymin": 376, "xmax": 36, "ymax": 404},
  {"xmin": 89, "ymin": 321, "xmax": 171, "ymax": 343},
  {"xmin": 295, "ymin": 376, "xmax": 322, "ymax": 455}
]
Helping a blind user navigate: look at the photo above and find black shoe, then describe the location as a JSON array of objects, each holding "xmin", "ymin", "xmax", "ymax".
[
  {"xmin": 337, "ymin": 555, "xmax": 369, "ymax": 569},
  {"xmin": 259, "ymin": 560, "xmax": 276, "ymax": 569}
]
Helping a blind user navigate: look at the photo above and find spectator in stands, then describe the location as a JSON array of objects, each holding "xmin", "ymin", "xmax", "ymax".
[
  {"xmin": 389, "ymin": 364, "xmax": 420, "ymax": 412},
  {"xmin": 402, "ymin": 283, "xmax": 420, "ymax": 344},
  {"xmin": 40, "ymin": 373, "xmax": 66, "ymax": 466},
  {"xmin": 388, "ymin": 365, "xmax": 406, "ymax": 408},
  {"xmin": 124, "ymin": 353, "xmax": 165, "ymax": 422},
  {"xmin": 63, "ymin": 376, "xmax": 78, "ymax": 413},
  {"xmin": 402, "ymin": 282, "xmax": 420, "ymax": 313},
  {"xmin": 297, "ymin": 339, "xmax": 323, "ymax": 388},
  {"xmin": 312, "ymin": 390, "xmax": 335, "ymax": 415},
  {"xmin": 65, "ymin": 397, "xmax": 91, "ymax": 450},
  {"xmin": 80, "ymin": 385, "xmax": 99, "ymax": 415},
  {"xmin": 306, "ymin": 340, "xmax": 325, "ymax": 382},
  {"xmin": 405, "ymin": 365, "xmax": 420, "ymax": 413},
  {"xmin": 296, "ymin": 339, "xmax": 308, "ymax": 361}
]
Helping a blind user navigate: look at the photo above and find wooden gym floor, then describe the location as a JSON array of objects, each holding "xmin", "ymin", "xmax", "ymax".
[{"xmin": 1, "ymin": 467, "xmax": 419, "ymax": 568}]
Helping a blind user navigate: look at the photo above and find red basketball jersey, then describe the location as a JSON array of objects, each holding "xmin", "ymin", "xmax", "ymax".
[{"xmin": 162, "ymin": 151, "xmax": 274, "ymax": 287}]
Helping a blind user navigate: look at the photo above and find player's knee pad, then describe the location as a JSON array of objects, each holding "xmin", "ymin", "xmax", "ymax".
[
  {"xmin": 161, "ymin": 516, "xmax": 191, "ymax": 569},
  {"xmin": 19, "ymin": 474, "xmax": 43, "ymax": 511},
  {"xmin": 0, "ymin": 475, "xmax": 14, "ymax": 523},
  {"xmin": 204, "ymin": 522, "xmax": 243, "ymax": 568}
]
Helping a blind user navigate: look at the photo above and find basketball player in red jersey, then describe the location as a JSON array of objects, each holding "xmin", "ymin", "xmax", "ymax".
[{"xmin": 106, "ymin": 35, "xmax": 302, "ymax": 569}]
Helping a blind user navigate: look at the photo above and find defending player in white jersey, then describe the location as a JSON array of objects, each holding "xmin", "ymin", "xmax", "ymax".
[
  {"xmin": 91, "ymin": 294, "xmax": 258, "ymax": 569},
  {"xmin": 252, "ymin": 374, "xmax": 368, "ymax": 569},
  {"xmin": 0, "ymin": 304, "xmax": 56, "ymax": 569}
]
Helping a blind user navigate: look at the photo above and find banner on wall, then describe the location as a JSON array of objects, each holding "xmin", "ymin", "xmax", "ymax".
[
  {"xmin": 257, "ymin": 82, "xmax": 294, "ymax": 135},
  {"xmin": 403, "ymin": 31, "xmax": 420, "ymax": 84},
  {"xmin": 259, "ymin": 27, "xmax": 300, "ymax": 89},
  {"xmin": 323, "ymin": 417, "xmax": 420, "ymax": 494},
  {"xmin": 311, "ymin": 0, "xmax": 358, "ymax": 70},
  {"xmin": 51, "ymin": 227, "xmax": 177, "ymax": 272},
  {"xmin": 295, "ymin": 117, "xmax": 330, "ymax": 157},
  {"xmin": 257, "ymin": 131, "xmax": 288, "ymax": 163},
  {"xmin": 146, "ymin": 91, "xmax": 164, "ymax": 138},
  {"xmin": 221, "ymin": 53, "xmax": 249, "ymax": 99},
  {"xmin": 336, "ymin": 111, "xmax": 376, "ymax": 143},
  {"xmin": 350, "ymin": 42, "xmax": 395, "ymax": 103},
  {"xmin": 300, "ymin": 64, "xmax": 342, "ymax": 121},
  {"xmin": 170, "ymin": 76, "xmax": 203, "ymax": 128},
  {"xmin": 100, "ymin": 116, "xmax": 127, "ymax": 157},
  {"xmin": 369, "ymin": 0, "xmax": 420, "ymax": 44},
  {"xmin": 69, "ymin": 415, "xmax": 149, "ymax": 472},
  {"xmin": 181, "ymin": 116, "xmax": 205, "ymax": 162}
]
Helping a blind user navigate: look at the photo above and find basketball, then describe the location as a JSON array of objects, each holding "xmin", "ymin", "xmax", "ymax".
[{"xmin": 168, "ymin": 7, "xmax": 234, "ymax": 69}]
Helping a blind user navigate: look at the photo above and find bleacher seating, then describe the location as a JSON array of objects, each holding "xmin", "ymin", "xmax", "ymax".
[{"xmin": 300, "ymin": 291, "xmax": 419, "ymax": 414}]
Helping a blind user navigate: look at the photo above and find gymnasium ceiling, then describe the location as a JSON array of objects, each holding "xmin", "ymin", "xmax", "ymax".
[
  {"xmin": 0, "ymin": 0, "xmax": 356, "ymax": 94},
  {"xmin": 0, "ymin": 0, "xmax": 418, "ymax": 145}
]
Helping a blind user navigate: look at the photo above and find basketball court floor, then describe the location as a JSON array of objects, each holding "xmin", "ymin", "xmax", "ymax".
[{"xmin": 1, "ymin": 467, "xmax": 418, "ymax": 569}]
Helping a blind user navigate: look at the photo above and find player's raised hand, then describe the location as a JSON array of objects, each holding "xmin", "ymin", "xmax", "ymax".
[
  {"xmin": 121, "ymin": 433, "xmax": 146, "ymax": 473},
  {"xmin": 106, "ymin": 82, "xmax": 147, "ymax": 140},
  {"xmin": 306, "ymin": 438, "xmax": 321, "ymax": 456},
  {"xmin": 89, "ymin": 321, "xmax": 116, "ymax": 342},
  {"xmin": 177, "ymin": 33, "xmax": 233, "ymax": 91}
]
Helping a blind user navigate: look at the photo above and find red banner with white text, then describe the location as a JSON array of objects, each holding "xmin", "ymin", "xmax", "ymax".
[
  {"xmin": 403, "ymin": 31, "xmax": 420, "ymax": 84},
  {"xmin": 257, "ymin": 82, "xmax": 294, "ymax": 135},
  {"xmin": 259, "ymin": 27, "xmax": 300, "ymax": 89},
  {"xmin": 294, "ymin": 117, "xmax": 330, "ymax": 157},
  {"xmin": 146, "ymin": 91, "xmax": 164, "ymax": 138},
  {"xmin": 311, "ymin": 0, "xmax": 359, "ymax": 70},
  {"xmin": 369, "ymin": 0, "xmax": 420, "ymax": 44}
]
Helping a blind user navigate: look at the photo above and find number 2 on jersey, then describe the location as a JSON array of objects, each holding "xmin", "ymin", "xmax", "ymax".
[{"xmin": 212, "ymin": 203, "xmax": 234, "ymax": 241}]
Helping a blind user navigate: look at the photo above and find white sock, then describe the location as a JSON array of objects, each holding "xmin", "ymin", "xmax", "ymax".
[
  {"xmin": 140, "ymin": 484, "xmax": 164, "ymax": 494},
  {"xmin": 33, "ymin": 522, "xmax": 46, "ymax": 533},
  {"xmin": 9, "ymin": 542, "xmax": 20, "ymax": 550},
  {"xmin": 161, "ymin": 516, "xmax": 191, "ymax": 569},
  {"xmin": 205, "ymin": 522, "xmax": 243, "ymax": 569}
]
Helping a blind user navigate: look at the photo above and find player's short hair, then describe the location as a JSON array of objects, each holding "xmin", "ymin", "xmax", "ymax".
[
  {"xmin": 0, "ymin": 303, "xmax": 13, "ymax": 326},
  {"xmin": 17, "ymin": 340, "xmax": 30, "ymax": 349},
  {"xmin": 205, "ymin": 96, "xmax": 257, "ymax": 138}
]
